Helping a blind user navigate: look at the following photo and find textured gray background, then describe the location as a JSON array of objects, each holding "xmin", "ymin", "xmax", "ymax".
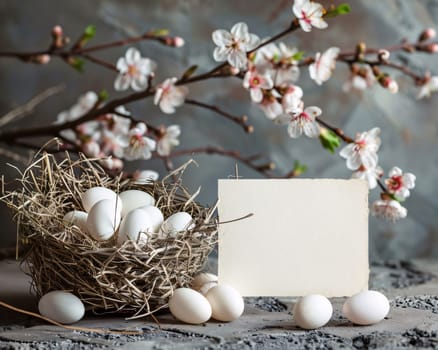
[{"xmin": 0, "ymin": 0, "xmax": 437, "ymax": 260}]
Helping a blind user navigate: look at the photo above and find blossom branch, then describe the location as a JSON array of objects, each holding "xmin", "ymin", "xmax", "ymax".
[
  {"xmin": 185, "ymin": 99, "xmax": 253, "ymax": 133},
  {"xmin": 0, "ymin": 28, "xmax": 184, "ymax": 72},
  {"xmin": 154, "ymin": 146, "xmax": 300, "ymax": 178}
]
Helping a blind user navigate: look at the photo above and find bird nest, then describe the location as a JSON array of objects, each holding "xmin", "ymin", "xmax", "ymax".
[{"xmin": 1, "ymin": 151, "xmax": 218, "ymax": 319}]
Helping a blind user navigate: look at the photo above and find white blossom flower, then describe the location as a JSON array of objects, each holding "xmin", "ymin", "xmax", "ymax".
[
  {"xmin": 243, "ymin": 68, "xmax": 274, "ymax": 102},
  {"xmin": 212, "ymin": 22, "xmax": 260, "ymax": 69},
  {"xmin": 133, "ymin": 170, "xmax": 159, "ymax": 183},
  {"xmin": 255, "ymin": 42, "xmax": 300, "ymax": 85},
  {"xmin": 352, "ymin": 166, "xmax": 384, "ymax": 189},
  {"xmin": 309, "ymin": 47, "xmax": 340, "ymax": 85},
  {"xmin": 157, "ymin": 125, "xmax": 181, "ymax": 156},
  {"xmin": 55, "ymin": 91, "xmax": 98, "ymax": 142},
  {"xmin": 282, "ymin": 85, "xmax": 304, "ymax": 110},
  {"xmin": 154, "ymin": 77, "xmax": 189, "ymax": 114},
  {"xmin": 339, "ymin": 128, "xmax": 381, "ymax": 171},
  {"xmin": 117, "ymin": 123, "xmax": 156, "ymax": 160},
  {"xmin": 371, "ymin": 199, "xmax": 407, "ymax": 222},
  {"xmin": 56, "ymin": 91, "xmax": 98, "ymax": 124},
  {"xmin": 292, "ymin": 0, "xmax": 328, "ymax": 32},
  {"xmin": 258, "ymin": 90, "xmax": 283, "ymax": 119},
  {"xmin": 417, "ymin": 76, "xmax": 438, "ymax": 99},
  {"xmin": 99, "ymin": 157, "xmax": 123, "ymax": 171},
  {"xmin": 82, "ymin": 140, "xmax": 101, "ymax": 157},
  {"xmin": 275, "ymin": 104, "xmax": 321, "ymax": 138},
  {"xmin": 385, "ymin": 167, "xmax": 416, "ymax": 200},
  {"xmin": 114, "ymin": 47, "xmax": 157, "ymax": 92}
]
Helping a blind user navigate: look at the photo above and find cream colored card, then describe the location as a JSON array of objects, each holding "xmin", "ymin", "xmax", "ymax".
[{"xmin": 218, "ymin": 179, "xmax": 369, "ymax": 297}]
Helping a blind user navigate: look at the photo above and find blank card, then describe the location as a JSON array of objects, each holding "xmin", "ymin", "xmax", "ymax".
[{"xmin": 218, "ymin": 179, "xmax": 369, "ymax": 297}]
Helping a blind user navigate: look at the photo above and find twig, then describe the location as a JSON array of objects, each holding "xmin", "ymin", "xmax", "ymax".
[
  {"xmin": 79, "ymin": 54, "xmax": 118, "ymax": 71},
  {"xmin": 0, "ymin": 31, "xmax": 182, "ymax": 72},
  {"xmin": 77, "ymin": 32, "xmax": 178, "ymax": 53},
  {"xmin": 0, "ymin": 85, "xmax": 65, "ymax": 128},
  {"xmin": 156, "ymin": 146, "xmax": 298, "ymax": 178},
  {"xmin": 185, "ymin": 99, "xmax": 253, "ymax": 133}
]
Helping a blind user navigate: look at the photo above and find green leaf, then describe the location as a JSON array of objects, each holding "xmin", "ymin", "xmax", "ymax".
[
  {"xmin": 336, "ymin": 4, "xmax": 351, "ymax": 14},
  {"xmin": 324, "ymin": 3, "xmax": 351, "ymax": 18},
  {"xmin": 293, "ymin": 160, "xmax": 307, "ymax": 176},
  {"xmin": 181, "ymin": 65, "xmax": 198, "ymax": 80},
  {"xmin": 319, "ymin": 129, "xmax": 341, "ymax": 153},
  {"xmin": 84, "ymin": 25, "xmax": 96, "ymax": 40},
  {"xmin": 99, "ymin": 89, "xmax": 109, "ymax": 101},
  {"xmin": 70, "ymin": 58, "xmax": 85, "ymax": 72},
  {"xmin": 292, "ymin": 51, "xmax": 305, "ymax": 61},
  {"xmin": 150, "ymin": 28, "xmax": 169, "ymax": 37}
]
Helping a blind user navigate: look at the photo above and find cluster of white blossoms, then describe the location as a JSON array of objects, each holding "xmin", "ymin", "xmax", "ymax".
[
  {"xmin": 55, "ymin": 91, "xmax": 181, "ymax": 171},
  {"xmin": 339, "ymin": 127, "xmax": 416, "ymax": 221},
  {"xmin": 210, "ymin": 0, "xmax": 417, "ymax": 221},
  {"xmin": 210, "ymin": 1, "xmax": 342, "ymax": 141},
  {"xmin": 114, "ymin": 48, "xmax": 189, "ymax": 115},
  {"xmin": 53, "ymin": 0, "xmax": 423, "ymax": 223}
]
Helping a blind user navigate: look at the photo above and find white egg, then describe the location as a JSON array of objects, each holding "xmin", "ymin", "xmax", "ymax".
[
  {"xmin": 119, "ymin": 190, "xmax": 155, "ymax": 217},
  {"xmin": 81, "ymin": 187, "xmax": 122, "ymax": 213},
  {"xmin": 63, "ymin": 211, "xmax": 88, "ymax": 233},
  {"xmin": 117, "ymin": 208, "xmax": 155, "ymax": 246},
  {"xmin": 293, "ymin": 295, "xmax": 333, "ymax": 329},
  {"xmin": 138, "ymin": 205, "xmax": 164, "ymax": 232},
  {"xmin": 342, "ymin": 290, "xmax": 390, "ymax": 325},
  {"xmin": 206, "ymin": 285, "xmax": 244, "ymax": 322},
  {"xmin": 86, "ymin": 199, "xmax": 121, "ymax": 241},
  {"xmin": 168, "ymin": 288, "xmax": 212, "ymax": 324},
  {"xmin": 160, "ymin": 212, "xmax": 194, "ymax": 237},
  {"xmin": 191, "ymin": 273, "xmax": 218, "ymax": 292},
  {"xmin": 199, "ymin": 282, "xmax": 219, "ymax": 296},
  {"xmin": 38, "ymin": 291, "xmax": 85, "ymax": 324}
]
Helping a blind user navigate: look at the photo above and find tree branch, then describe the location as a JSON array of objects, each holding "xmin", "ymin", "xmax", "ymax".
[
  {"xmin": 185, "ymin": 99, "xmax": 253, "ymax": 133},
  {"xmin": 155, "ymin": 146, "xmax": 299, "ymax": 178}
]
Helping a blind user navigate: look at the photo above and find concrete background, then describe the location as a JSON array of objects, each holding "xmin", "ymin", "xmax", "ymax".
[{"xmin": 0, "ymin": 0, "xmax": 437, "ymax": 260}]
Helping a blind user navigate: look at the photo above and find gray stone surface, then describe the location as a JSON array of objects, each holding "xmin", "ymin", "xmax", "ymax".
[
  {"xmin": 0, "ymin": 259, "xmax": 437, "ymax": 349},
  {"xmin": 0, "ymin": 1, "xmax": 438, "ymax": 260}
]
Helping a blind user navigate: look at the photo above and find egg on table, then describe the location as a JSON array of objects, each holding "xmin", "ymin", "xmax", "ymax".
[
  {"xmin": 86, "ymin": 199, "xmax": 121, "ymax": 241},
  {"xmin": 119, "ymin": 190, "xmax": 155, "ymax": 217},
  {"xmin": 190, "ymin": 272, "xmax": 218, "ymax": 295},
  {"xmin": 205, "ymin": 285, "xmax": 244, "ymax": 322},
  {"xmin": 81, "ymin": 187, "xmax": 122, "ymax": 213},
  {"xmin": 342, "ymin": 290, "xmax": 390, "ymax": 325},
  {"xmin": 168, "ymin": 288, "xmax": 212, "ymax": 324},
  {"xmin": 160, "ymin": 212, "xmax": 194, "ymax": 237},
  {"xmin": 63, "ymin": 210, "xmax": 88, "ymax": 233},
  {"xmin": 138, "ymin": 205, "xmax": 164, "ymax": 232},
  {"xmin": 38, "ymin": 291, "xmax": 85, "ymax": 324},
  {"xmin": 117, "ymin": 208, "xmax": 155, "ymax": 246},
  {"xmin": 293, "ymin": 295, "xmax": 333, "ymax": 329}
]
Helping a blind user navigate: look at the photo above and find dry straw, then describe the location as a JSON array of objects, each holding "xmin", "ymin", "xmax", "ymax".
[{"xmin": 1, "ymin": 149, "xmax": 218, "ymax": 319}]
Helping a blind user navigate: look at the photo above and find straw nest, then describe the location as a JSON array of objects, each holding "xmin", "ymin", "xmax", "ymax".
[{"xmin": 1, "ymin": 151, "xmax": 218, "ymax": 318}]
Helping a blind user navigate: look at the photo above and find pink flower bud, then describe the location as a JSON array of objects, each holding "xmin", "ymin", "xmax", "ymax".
[
  {"xmin": 387, "ymin": 79, "xmax": 399, "ymax": 94},
  {"xmin": 378, "ymin": 49, "xmax": 390, "ymax": 60},
  {"xmin": 418, "ymin": 28, "xmax": 436, "ymax": 42},
  {"xmin": 52, "ymin": 25, "xmax": 63, "ymax": 37},
  {"xmin": 173, "ymin": 36, "xmax": 185, "ymax": 48},
  {"xmin": 380, "ymin": 76, "xmax": 398, "ymax": 93},
  {"xmin": 426, "ymin": 43, "xmax": 438, "ymax": 53},
  {"xmin": 230, "ymin": 66, "xmax": 240, "ymax": 75},
  {"xmin": 38, "ymin": 54, "xmax": 51, "ymax": 64}
]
